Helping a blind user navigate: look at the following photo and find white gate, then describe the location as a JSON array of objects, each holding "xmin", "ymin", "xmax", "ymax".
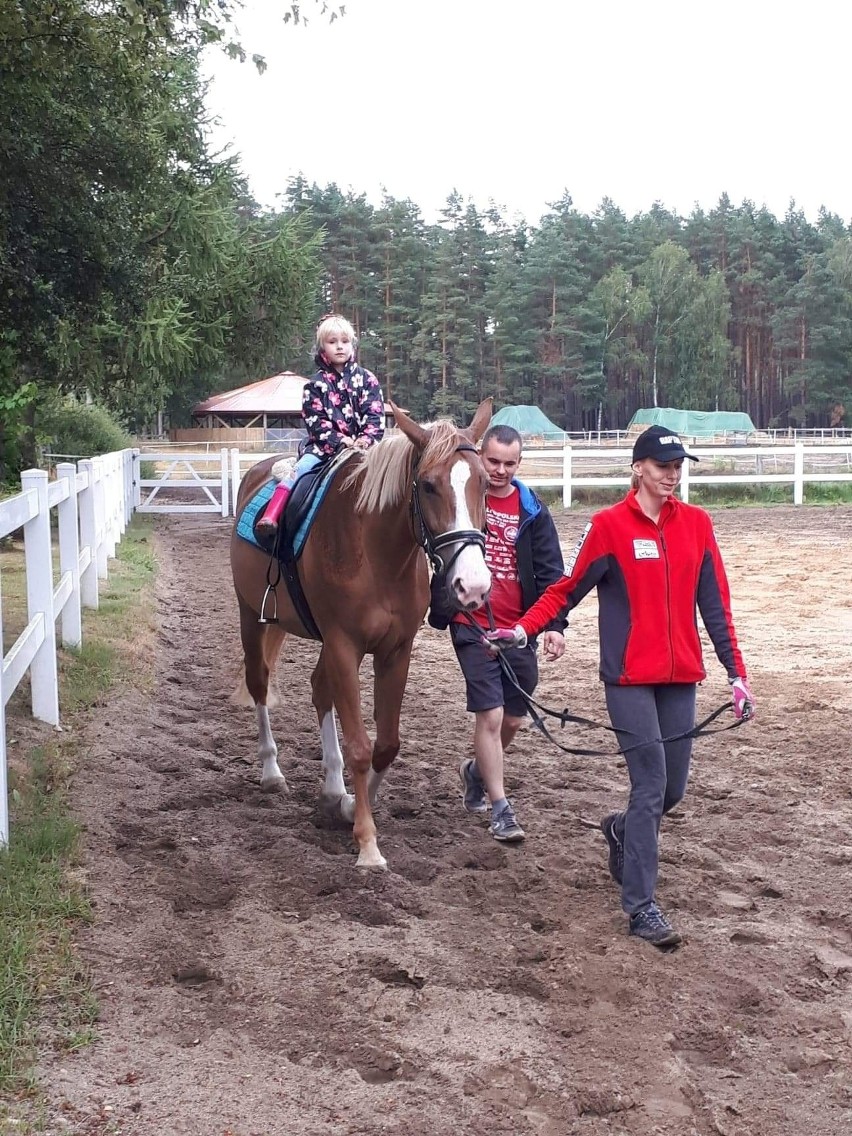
[{"xmin": 133, "ymin": 450, "xmax": 229, "ymax": 516}]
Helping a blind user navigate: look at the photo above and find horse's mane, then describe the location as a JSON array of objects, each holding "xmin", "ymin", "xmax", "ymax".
[{"xmin": 344, "ymin": 420, "xmax": 466, "ymax": 514}]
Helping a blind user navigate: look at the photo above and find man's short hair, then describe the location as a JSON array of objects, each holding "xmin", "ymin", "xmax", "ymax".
[{"xmin": 481, "ymin": 424, "xmax": 523, "ymax": 454}]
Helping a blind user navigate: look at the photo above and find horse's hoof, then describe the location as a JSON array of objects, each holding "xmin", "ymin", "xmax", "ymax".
[
  {"xmin": 339, "ymin": 794, "xmax": 356, "ymax": 823},
  {"xmin": 356, "ymin": 852, "xmax": 388, "ymax": 871},
  {"xmin": 260, "ymin": 775, "xmax": 287, "ymax": 793}
]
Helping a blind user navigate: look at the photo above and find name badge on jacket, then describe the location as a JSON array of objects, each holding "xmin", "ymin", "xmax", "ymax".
[{"xmin": 633, "ymin": 538, "xmax": 660, "ymax": 560}]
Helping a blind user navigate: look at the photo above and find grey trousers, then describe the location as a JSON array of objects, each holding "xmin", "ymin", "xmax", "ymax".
[{"xmin": 604, "ymin": 683, "xmax": 697, "ymax": 915}]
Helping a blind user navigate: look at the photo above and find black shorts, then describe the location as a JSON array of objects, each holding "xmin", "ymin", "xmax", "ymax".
[{"xmin": 449, "ymin": 621, "xmax": 539, "ymax": 717}]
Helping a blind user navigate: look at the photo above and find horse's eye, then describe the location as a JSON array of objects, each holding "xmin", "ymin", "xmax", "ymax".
[{"xmin": 422, "ymin": 480, "xmax": 437, "ymax": 495}]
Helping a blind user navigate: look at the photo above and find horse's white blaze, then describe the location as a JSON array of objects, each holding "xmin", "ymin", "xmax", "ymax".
[
  {"xmin": 256, "ymin": 704, "xmax": 286, "ymax": 788},
  {"xmin": 320, "ymin": 710, "xmax": 347, "ymax": 801},
  {"xmin": 448, "ymin": 460, "xmax": 491, "ymax": 606}
]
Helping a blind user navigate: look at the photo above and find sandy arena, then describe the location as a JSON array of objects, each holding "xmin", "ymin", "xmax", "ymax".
[{"xmin": 25, "ymin": 506, "xmax": 852, "ymax": 1134}]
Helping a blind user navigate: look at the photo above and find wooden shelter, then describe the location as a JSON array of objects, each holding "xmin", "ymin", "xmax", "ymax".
[
  {"xmin": 170, "ymin": 371, "xmax": 395, "ymax": 448},
  {"xmin": 191, "ymin": 372, "xmax": 308, "ymax": 431}
]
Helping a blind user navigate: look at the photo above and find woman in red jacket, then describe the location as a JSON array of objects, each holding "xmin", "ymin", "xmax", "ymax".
[{"xmin": 487, "ymin": 425, "xmax": 755, "ymax": 949}]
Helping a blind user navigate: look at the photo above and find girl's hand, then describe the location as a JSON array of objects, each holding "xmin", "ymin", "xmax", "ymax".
[{"xmin": 353, "ymin": 436, "xmax": 371, "ymax": 450}]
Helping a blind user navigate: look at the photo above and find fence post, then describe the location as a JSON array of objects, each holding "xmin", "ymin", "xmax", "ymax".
[
  {"xmin": 0, "ymin": 589, "xmax": 8, "ymax": 846},
  {"xmin": 20, "ymin": 469, "xmax": 60, "ymax": 726},
  {"xmin": 92, "ymin": 458, "xmax": 108, "ymax": 579},
  {"xmin": 562, "ymin": 445, "xmax": 572, "ymax": 509},
  {"xmin": 124, "ymin": 448, "xmax": 134, "ymax": 524},
  {"xmin": 78, "ymin": 459, "xmax": 99, "ymax": 610},
  {"xmin": 104, "ymin": 453, "xmax": 118, "ymax": 560},
  {"xmin": 56, "ymin": 463, "xmax": 83, "ymax": 649},
  {"xmin": 230, "ymin": 448, "xmax": 241, "ymax": 516},
  {"xmin": 220, "ymin": 448, "xmax": 229, "ymax": 518},
  {"xmin": 680, "ymin": 455, "xmax": 690, "ymax": 503},
  {"xmin": 132, "ymin": 449, "xmax": 142, "ymax": 511},
  {"xmin": 793, "ymin": 442, "xmax": 805, "ymax": 504}
]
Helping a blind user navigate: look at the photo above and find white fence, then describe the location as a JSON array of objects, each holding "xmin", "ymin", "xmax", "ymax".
[
  {"xmin": 0, "ymin": 450, "xmax": 135, "ymax": 845},
  {"xmin": 125, "ymin": 443, "xmax": 852, "ymax": 514},
  {"xmin": 515, "ymin": 442, "xmax": 852, "ymax": 507}
]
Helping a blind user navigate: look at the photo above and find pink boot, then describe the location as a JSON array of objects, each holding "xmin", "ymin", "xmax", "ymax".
[{"xmin": 255, "ymin": 482, "xmax": 291, "ymax": 536}]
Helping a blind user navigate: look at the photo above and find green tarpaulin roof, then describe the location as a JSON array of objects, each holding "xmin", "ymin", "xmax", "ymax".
[
  {"xmin": 490, "ymin": 405, "xmax": 565, "ymax": 435},
  {"xmin": 628, "ymin": 407, "xmax": 756, "ymax": 436}
]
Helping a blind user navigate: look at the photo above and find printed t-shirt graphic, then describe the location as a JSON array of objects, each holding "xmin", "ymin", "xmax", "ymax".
[{"xmin": 456, "ymin": 488, "xmax": 523, "ymax": 630}]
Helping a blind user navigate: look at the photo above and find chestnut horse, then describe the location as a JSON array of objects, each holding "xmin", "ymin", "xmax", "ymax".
[{"xmin": 230, "ymin": 399, "xmax": 493, "ymax": 869}]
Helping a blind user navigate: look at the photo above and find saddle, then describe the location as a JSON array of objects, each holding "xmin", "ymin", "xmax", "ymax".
[{"xmin": 247, "ymin": 450, "xmax": 353, "ymax": 640}]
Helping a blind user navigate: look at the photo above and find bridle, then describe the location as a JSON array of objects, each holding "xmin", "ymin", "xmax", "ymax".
[{"xmin": 412, "ymin": 442, "xmax": 487, "ymax": 578}]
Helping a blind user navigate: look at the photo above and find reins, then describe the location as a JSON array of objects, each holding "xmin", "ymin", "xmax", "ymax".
[{"xmin": 458, "ymin": 608, "xmax": 749, "ymax": 759}]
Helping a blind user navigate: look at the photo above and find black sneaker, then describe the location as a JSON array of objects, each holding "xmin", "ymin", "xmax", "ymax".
[
  {"xmin": 489, "ymin": 802, "xmax": 525, "ymax": 843},
  {"xmin": 600, "ymin": 812, "xmax": 624, "ymax": 885},
  {"xmin": 459, "ymin": 758, "xmax": 488, "ymax": 814},
  {"xmin": 629, "ymin": 903, "xmax": 682, "ymax": 948}
]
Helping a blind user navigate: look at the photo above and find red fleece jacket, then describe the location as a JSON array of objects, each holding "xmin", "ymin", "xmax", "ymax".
[{"xmin": 519, "ymin": 492, "xmax": 746, "ymax": 685}]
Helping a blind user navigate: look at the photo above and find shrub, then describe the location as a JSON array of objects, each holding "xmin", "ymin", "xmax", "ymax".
[{"xmin": 37, "ymin": 398, "xmax": 132, "ymax": 463}]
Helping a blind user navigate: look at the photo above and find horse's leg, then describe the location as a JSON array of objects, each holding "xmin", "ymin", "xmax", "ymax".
[
  {"xmin": 320, "ymin": 634, "xmax": 386, "ymax": 870},
  {"xmin": 367, "ymin": 642, "xmax": 413, "ymax": 809},
  {"xmin": 310, "ymin": 650, "xmax": 354, "ymax": 816},
  {"xmin": 238, "ymin": 597, "xmax": 288, "ymax": 791}
]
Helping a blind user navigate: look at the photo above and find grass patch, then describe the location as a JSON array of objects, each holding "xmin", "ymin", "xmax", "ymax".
[
  {"xmin": 0, "ymin": 518, "xmax": 156, "ymax": 1100},
  {"xmin": 688, "ymin": 482, "xmax": 852, "ymax": 507},
  {"xmin": 0, "ymin": 753, "xmax": 92, "ymax": 1095}
]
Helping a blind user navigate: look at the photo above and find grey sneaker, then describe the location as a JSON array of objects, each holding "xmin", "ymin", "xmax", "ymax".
[
  {"xmin": 459, "ymin": 758, "xmax": 487, "ymax": 814},
  {"xmin": 601, "ymin": 812, "xmax": 624, "ymax": 885},
  {"xmin": 629, "ymin": 903, "xmax": 682, "ymax": 948},
  {"xmin": 490, "ymin": 802, "xmax": 525, "ymax": 843}
]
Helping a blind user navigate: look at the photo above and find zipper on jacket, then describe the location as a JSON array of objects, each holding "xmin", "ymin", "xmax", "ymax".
[{"xmin": 658, "ymin": 523, "xmax": 675, "ymax": 681}]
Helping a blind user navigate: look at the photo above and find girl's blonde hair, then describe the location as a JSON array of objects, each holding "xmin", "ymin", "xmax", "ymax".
[{"xmin": 315, "ymin": 313, "xmax": 357, "ymax": 354}]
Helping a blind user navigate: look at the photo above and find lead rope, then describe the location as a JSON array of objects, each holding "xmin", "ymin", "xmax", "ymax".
[{"xmin": 460, "ymin": 607, "xmax": 747, "ymax": 759}]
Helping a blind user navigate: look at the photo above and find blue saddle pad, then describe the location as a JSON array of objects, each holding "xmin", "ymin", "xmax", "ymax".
[
  {"xmin": 235, "ymin": 480, "xmax": 274, "ymax": 546},
  {"xmin": 235, "ymin": 471, "xmax": 334, "ymax": 561}
]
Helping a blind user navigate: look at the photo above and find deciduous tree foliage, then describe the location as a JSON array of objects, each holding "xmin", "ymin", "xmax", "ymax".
[{"xmin": 0, "ymin": 0, "xmax": 330, "ymax": 477}]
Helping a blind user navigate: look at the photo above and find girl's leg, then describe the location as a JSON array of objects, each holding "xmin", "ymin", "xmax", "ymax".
[
  {"xmin": 256, "ymin": 453, "xmax": 321, "ymax": 533},
  {"xmin": 604, "ymin": 684, "xmax": 666, "ymax": 915}
]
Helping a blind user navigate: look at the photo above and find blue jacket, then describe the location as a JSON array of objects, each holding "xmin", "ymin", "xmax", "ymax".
[{"xmin": 428, "ymin": 479, "xmax": 567, "ymax": 635}]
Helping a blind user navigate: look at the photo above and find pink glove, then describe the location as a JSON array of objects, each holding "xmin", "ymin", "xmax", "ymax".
[
  {"xmin": 484, "ymin": 626, "xmax": 528, "ymax": 650},
  {"xmin": 731, "ymin": 677, "xmax": 755, "ymax": 721}
]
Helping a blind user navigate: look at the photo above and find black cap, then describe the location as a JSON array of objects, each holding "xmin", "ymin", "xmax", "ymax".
[{"xmin": 632, "ymin": 425, "xmax": 698, "ymax": 464}]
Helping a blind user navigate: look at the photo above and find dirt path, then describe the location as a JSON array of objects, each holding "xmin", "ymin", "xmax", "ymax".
[{"xmin": 35, "ymin": 507, "xmax": 852, "ymax": 1135}]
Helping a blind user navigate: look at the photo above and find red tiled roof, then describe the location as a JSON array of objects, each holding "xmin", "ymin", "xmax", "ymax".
[{"xmin": 192, "ymin": 372, "xmax": 308, "ymax": 415}]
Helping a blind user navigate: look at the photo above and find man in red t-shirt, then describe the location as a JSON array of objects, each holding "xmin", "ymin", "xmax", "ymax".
[{"xmin": 429, "ymin": 425, "xmax": 566, "ymax": 842}]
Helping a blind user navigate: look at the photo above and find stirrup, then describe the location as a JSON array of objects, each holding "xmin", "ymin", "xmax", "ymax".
[{"xmin": 258, "ymin": 583, "xmax": 279, "ymax": 625}]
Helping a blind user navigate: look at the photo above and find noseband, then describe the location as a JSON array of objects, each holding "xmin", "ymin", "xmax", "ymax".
[{"xmin": 412, "ymin": 443, "xmax": 486, "ymax": 577}]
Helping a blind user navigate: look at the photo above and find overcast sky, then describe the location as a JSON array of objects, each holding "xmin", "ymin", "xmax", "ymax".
[{"xmin": 202, "ymin": 0, "xmax": 851, "ymax": 226}]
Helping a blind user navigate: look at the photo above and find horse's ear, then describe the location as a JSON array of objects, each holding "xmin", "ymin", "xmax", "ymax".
[
  {"xmin": 467, "ymin": 398, "xmax": 493, "ymax": 444},
  {"xmin": 390, "ymin": 400, "xmax": 429, "ymax": 450}
]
